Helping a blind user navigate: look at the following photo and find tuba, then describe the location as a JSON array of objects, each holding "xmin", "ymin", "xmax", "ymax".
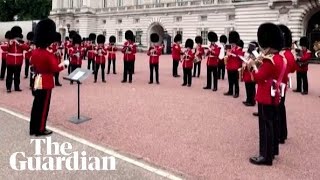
[{"xmin": 313, "ymin": 41, "xmax": 320, "ymax": 58}]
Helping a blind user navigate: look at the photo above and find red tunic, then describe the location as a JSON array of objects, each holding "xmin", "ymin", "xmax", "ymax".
[
  {"xmin": 147, "ymin": 45, "xmax": 162, "ymax": 64},
  {"xmin": 95, "ymin": 45, "xmax": 107, "ymax": 64},
  {"xmin": 1, "ymin": 42, "xmax": 8, "ymax": 60},
  {"xmin": 107, "ymin": 44, "xmax": 118, "ymax": 60},
  {"xmin": 25, "ymin": 42, "xmax": 33, "ymax": 60},
  {"xmin": 87, "ymin": 43, "xmax": 96, "ymax": 60},
  {"xmin": 6, "ymin": 40, "xmax": 29, "ymax": 66},
  {"xmin": 182, "ymin": 49, "xmax": 195, "ymax": 69},
  {"xmin": 194, "ymin": 45, "xmax": 205, "ymax": 61},
  {"xmin": 50, "ymin": 43, "xmax": 63, "ymax": 63},
  {"xmin": 243, "ymin": 68, "xmax": 254, "ymax": 83},
  {"xmin": 69, "ymin": 46, "xmax": 85, "ymax": 65},
  {"xmin": 206, "ymin": 43, "xmax": 221, "ymax": 67},
  {"xmin": 253, "ymin": 53, "xmax": 285, "ymax": 105},
  {"xmin": 226, "ymin": 46, "xmax": 243, "ymax": 71},
  {"xmin": 281, "ymin": 49, "xmax": 296, "ymax": 84},
  {"xmin": 31, "ymin": 49, "xmax": 63, "ymax": 89},
  {"xmin": 171, "ymin": 43, "xmax": 181, "ymax": 61},
  {"xmin": 297, "ymin": 49, "xmax": 311, "ymax": 72},
  {"xmin": 122, "ymin": 41, "xmax": 137, "ymax": 61}
]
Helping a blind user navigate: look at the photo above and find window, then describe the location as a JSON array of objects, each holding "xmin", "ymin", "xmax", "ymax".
[
  {"xmin": 103, "ymin": 31, "xmax": 107, "ymax": 36},
  {"xmin": 103, "ymin": 0, "xmax": 107, "ymax": 8},
  {"xmin": 117, "ymin": 19, "xmax": 122, "ymax": 24},
  {"xmin": 80, "ymin": 0, "xmax": 83, "ymax": 7},
  {"xmin": 117, "ymin": 0, "xmax": 123, "ymax": 7},
  {"xmin": 118, "ymin": 30, "xmax": 123, "ymax": 43},
  {"xmin": 154, "ymin": 0, "xmax": 160, "ymax": 4},
  {"xmin": 176, "ymin": 0, "xmax": 183, "ymax": 6},
  {"xmin": 200, "ymin": 15, "xmax": 207, "ymax": 21},
  {"xmin": 175, "ymin": 16, "xmax": 182, "ymax": 22},
  {"xmin": 174, "ymin": 29, "xmax": 183, "ymax": 42},
  {"xmin": 134, "ymin": 18, "xmax": 140, "ymax": 24},
  {"xmin": 136, "ymin": 30, "xmax": 143, "ymax": 45},
  {"xmin": 76, "ymin": 29, "xmax": 79, "ymax": 34},
  {"xmin": 201, "ymin": 29, "xmax": 209, "ymax": 45},
  {"xmin": 102, "ymin": 19, "xmax": 106, "ymax": 24},
  {"xmin": 227, "ymin": 14, "xmax": 235, "ymax": 21},
  {"xmin": 69, "ymin": 0, "xmax": 73, "ymax": 8},
  {"xmin": 135, "ymin": 0, "xmax": 143, "ymax": 5},
  {"xmin": 76, "ymin": 19, "xmax": 79, "ymax": 23}
]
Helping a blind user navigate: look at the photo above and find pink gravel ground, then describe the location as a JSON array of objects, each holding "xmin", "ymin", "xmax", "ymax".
[{"xmin": 0, "ymin": 52, "xmax": 320, "ymax": 179}]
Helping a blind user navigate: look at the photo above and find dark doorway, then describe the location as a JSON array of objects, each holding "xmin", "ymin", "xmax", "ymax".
[{"xmin": 307, "ymin": 11, "xmax": 320, "ymax": 58}]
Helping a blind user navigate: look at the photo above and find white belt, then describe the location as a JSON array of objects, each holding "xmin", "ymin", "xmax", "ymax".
[{"xmin": 8, "ymin": 53, "xmax": 23, "ymax": 56}]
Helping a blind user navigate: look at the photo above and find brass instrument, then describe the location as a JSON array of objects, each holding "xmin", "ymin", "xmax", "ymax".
[
  {"xmin": 194, "ymin": 46, "xmax": 201, "ymax": 63},
  {"xmin": 313, "ymin": 41, "xmax": 320, "ymax": 58}
]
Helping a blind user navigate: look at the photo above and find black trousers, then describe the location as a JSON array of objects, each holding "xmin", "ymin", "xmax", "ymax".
[
  {"xmin": 278, "ymin": 95, "xmax": 287, "ymax": 141},
  {"xmin": 218, "ymin": 62, "xmax": 225, "ymax": 80},
  {"xmin": 54, "ymin": 72, "xmax": 60, "ymax": 85},
  {"xmin": 30, "ymin": 67, "xmax": 34, "ymax": 89},
  {"xmin": 183, "ymin": 68, "xmax": 192, "ymax": 85},
  {"xmin": 245, "ymin": 82, "xmax": 256, "ymax": 104},
  {"xmin": 30, "ymin": 89, "xmax": 52, "ymax": 133},
  {"xmin": 25, "ymin": 59, "xmax": 30, "ymax": 77},
  {"xmin": 64, "ymin": 49, "xmax": 69, "ymax": 60},
  {"xmin": 149, "ymin": 63, "xmax": 159, "ymax": 83},
  {"xmin": 172, "ymin": 60, "xmax": 179, "ymax": 76},
  {"xmin": 123, "ymin": 61, "xmax": 134, "ymax": 82},
  {"xmin": 88, "ymin": 58, "xmax": 95, "ymax": 71},
  {"xmin": 94, "ymin": 63, "xmax": 106, "ymax": 81},
  {"xmin": 193, "ymin": 62, "xmax": 201, "ymax": 77},
  {"xmin": 227, "ymin": 70, "xmax": 239, "ymax": 95},
  {"xmin": 107, "ymin": 59, "xmax": 116, "ymax": 74},
  {"xmin": 296, "ymin": 72, "xmax": 308, "ymax": 92},
  {"xmin": 206, "ymin": 66, "xmax": 218, "ymax": 89},
  {"xmin": 6, "ymin": 65, "xmax": 22, "ymax": 90},
  {"xmin": 258, "ymin": 103, "xmax": 278, "ymax": 162},
  {"xmin": 132, "ymin": 60, "xmax": 135, "ymax": 74},
  {"xmin": 0, "ymin": 59, "xmax": 6, "ymax": 79}
]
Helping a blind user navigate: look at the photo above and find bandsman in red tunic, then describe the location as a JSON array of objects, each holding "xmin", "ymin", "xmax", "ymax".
[
  {"xmin": 217, "ymin": 35, "xmax": 227, "ymax": 80},
  {"xmin": 0, "ymin": 31, "xmax": 11, "ymax": 80},
  {"xmin": 121, "ymin": 30, "xmax": 137, "ymax": 83},
  {"xmin": 107, "ymin": 35, "xmax": 118, "ymax": 74},
  {"xmin": 24, "ymin": 32, "xmax": 34, "ymax": 79},
  {"xmin": 171, "ymin": 34, "xmax": 182, "ymax": 77},
  {"xmin": 6, "ymin": 26, "xmax": 29, "ymax": 92},
  {"xmin": 94, "ymin": 34, "xmax": 107, "ymax": 83},
  {"xmin": 248, "ymin": 23, "xmax": 286, "ymax": 166},
  {"xmin": 203, "ymin": 32, "xmax": 221, "ymax": 91},
  {"xmin": 181, "ymin": 39, "xmax": 195, "ymax": 87},
  {"xmin": 27, "ymin": 33, "xmax": 36, "ymax": 89},
  {"xmin": 224, "ymin": 31, "xmax": 243, "ymax": 98},
  {"xmin": 50, "ymin": 32, "xmax": 63, "ymax": 86},
  {"xmin": 30, "ymin": 19, "xmax": 67, "ymax": 136},
  {"xmin": 193, "ymin": 36, "xmax": 204, "ymax": 77},
  {"xmin": 87, "ymin": 33, "xmax": 96, "ymax": 72},
  {"xmin": 147, "ymin": 33, "xmax": 162, "ymax": 84},
  {"xmin": 64, "ymin": 37, "xmax": 71, "ymax": 60},
  {"xmin": 295, "ymin": 36, "xmax": 311, "ymax": 95}
]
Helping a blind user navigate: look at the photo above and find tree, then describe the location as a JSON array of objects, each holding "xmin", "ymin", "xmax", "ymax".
[{"xmin": 0, "ymin": 0, "xmax": 52, "ymax": 21}]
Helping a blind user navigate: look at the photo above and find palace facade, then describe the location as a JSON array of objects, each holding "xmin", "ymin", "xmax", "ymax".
[{"xmin": 49, "ymin": 0, "xmax": 320, "ymax": 52}]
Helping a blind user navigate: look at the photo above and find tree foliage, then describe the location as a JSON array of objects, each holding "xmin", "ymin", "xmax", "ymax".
[{"xmin": 0, "ymin": 0, "xmax": 52, "ymax": 21}]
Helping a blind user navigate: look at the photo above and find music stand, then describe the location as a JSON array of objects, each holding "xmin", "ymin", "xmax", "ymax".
[{"xmin": 63, "ymin": 68, "xmax": 92, "ymax": 124}]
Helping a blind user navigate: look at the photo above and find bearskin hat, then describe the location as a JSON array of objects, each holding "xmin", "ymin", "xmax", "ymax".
[
  {"xmin": 228, "ymin": 31, "xmax": 240, "ymax": 44},
  {"xmin": 73, "ymin": 34, "xmax": 82, "ymax": 45},
  {"xmin": 89, "ymin": 33, "xmax": 96, "ymax": 42},
  {"xmin": 34, "ymin": 19, "xmax": 56, "ymax": 48},
  {"xmin": 27, "ymin": 32, "xmax": 34, "ymax": 41},
  {"xmin": 195, "ymin": 36, "xmax": 203, "ymax": 44},
  {"xmin": 125, "ymin": 30, "xmax": 134, "ymax": 41},
  {"xmin": 97, "ymin": 34, "xmax": 106, "ymax": 44},
  {"xmin": 150, "ymin": 33, "xmax": 159, "ymax": 43},
  {"xmin": 5, "ymin": 31, "xmax": 12, "ymax": 39},
  {"xmin": 11, "ymin": 26, "xmax": 23, "ymax": 39},
  {"xmin": 278, "ymin": 24, "xmax": 292, "ymax": 48},
  {"xmin": 219, "ymin": 35, "xmax": 227, "ymax": 44},
  {"xmin": 299, "ymin": 36, "xmax": 308, "ymax": 47},
  {"xmin": 109, "ymin": 35, "xmax": 116, "ymax": 43},
  {"xmin": 133, "ymin": 35, "xmax": 136, "ymax": 42},
  {"xmin": 248, "ymin": 41, "xmax": 258, "ymax": 53},
  {"xmin": 236, "ymin": 40, "xmax": 244, "ymax": 48},
  {"xmin": 208, "ymin": 32, "xmax": 218, "ymax": 42},
  {"xmin": 185, "ymin": 39, "xmax": 194, "ymax": 49},
  {"xmin": 55, "ymin": 32, "xmax": 61, "ymax": 43},
  {"xmin": 174, "ymin": 34, "xmax": 182, "ymax": 43},
  {"xmin": 69, "ymin": 30, "xmax": 77, "ymax": 39},
  {"xmin": 65, "ymin": 37, "xmax": 69, "ymax": 41},
  {"xmin": 257, "ymin": 23, "xmax": 284, "ymax": 51}
]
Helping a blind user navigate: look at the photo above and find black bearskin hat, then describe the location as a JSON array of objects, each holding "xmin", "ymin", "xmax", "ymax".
[
  {"xmin": 89, "ymin": 33, "xmax": 96, "ymax": 42},
  {"xmin": 208, "ymin": 31, "xmax": 218, "ymax": 42},
  {"xmin": 185, "ymin": 39, "xmax": 194, "ymax": 49},
  {"xmin": 133, "ymin": 35, "xmax": 136, "ymax": 42},
  {"xmin": 257, "ymin": 23, "xmax": 284, "ymax": 51},
  {"xmin": 11, "ymin": 26, "xmax": 23, "ymax": 39},
  {"xmin": 219, "ymin": 35, "xmax": 227, "ymax": 44},
  {"xmin": 228, "ymin": 31, "xmax": 240, "ymax": 44},
  {"xmin": 5, "ymin": 31, "xmax": 12, "ymax": 39},
  {"xmin": 236, "ymin": 40, "xmax": 244, "ymax": 48},
  {"xmin": 174, "ymin": 34, "xmax": 182, "ymax": 43},
  {"xmin": 248, "ymin": 41, "xmax": 258, "ymax": 53},
  {"xmin": 65, "ymin": 37, "xmax": 69, "ymax": 41},
  {"xmin": 97, "ymin": 34, "xmax": 106, "ymax": 44},
  {"xmin": 34, "ymin": 19, "xmax": 56, "ymax": 48},
  {"xmin": 278, "ymin": 24, "xmax": 292, "ymax": 48},
  {"xmin": 109, "ymin": 35, "xmax": 116, "ymax": 43},
  {"xmin": 73, "ymin": 34, "xmax": 82, "ymax": 45},
  {"xmin": 55, "ymin": 32, "xmax": 61, "ymax": 43},
  {"xmin": 27, "ymin": 32, "xmax": 34, "ymax": 41},
  {"xmin": 299, "ymin": 36, "xmax": 308, "ymax": 47},
  {"xmin": 150, "ymin": 33, "xmax": 159, "ymax": 43},
  {"xmin": 195, "ymin": 36, "xmax": 203, "ymax": 44},
  {"xmin": 125, "ymin": 30, "xmax": 134, "ymax": 41},
  {"xmin": 69, "ymin": 30, "xmax": 77, "ymax": 39}
]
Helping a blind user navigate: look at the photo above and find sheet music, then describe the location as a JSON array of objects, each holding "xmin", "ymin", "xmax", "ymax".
[{"xmin": 71, "ymin": 71, "xmax": 85, "ymax": 81}]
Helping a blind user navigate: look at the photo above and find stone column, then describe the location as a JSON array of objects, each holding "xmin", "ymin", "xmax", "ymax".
[
  {"xmin": 63, "ymin": 0, "xmax": 69, "ymax": 8},
  {"xmin": 52, "ymin": 0, "xmax": 57, "ymax": 9}
]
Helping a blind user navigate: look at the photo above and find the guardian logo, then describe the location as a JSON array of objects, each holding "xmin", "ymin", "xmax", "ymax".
[{"xmin": 9, "ymin": 137, "xmax": 116, "ymax": 171}]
